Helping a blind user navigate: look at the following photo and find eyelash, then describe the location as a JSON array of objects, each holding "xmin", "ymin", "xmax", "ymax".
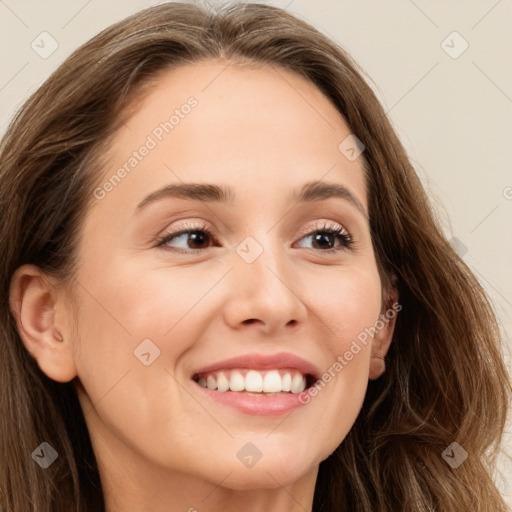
[{"xmin": 155, "ymin": 221, "xmax": 354, "ymax": 254}]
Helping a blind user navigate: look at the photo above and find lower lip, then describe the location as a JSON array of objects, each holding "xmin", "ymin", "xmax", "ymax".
[{"xmin": 193, "ymin": 381, "xmax": 308, "ymax": 416}]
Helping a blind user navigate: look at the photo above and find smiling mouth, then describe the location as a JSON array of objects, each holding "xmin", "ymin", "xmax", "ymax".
[{"xmin": 192, "ymin": 368, "xmax": 316, "ymax": 395}]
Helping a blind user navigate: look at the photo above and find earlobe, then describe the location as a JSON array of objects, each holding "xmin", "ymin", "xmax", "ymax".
[
  {"xmin": 369, "ymin": 274, "xmax": 400, "ymax": 380},
  {"xmin": 369, "ymin": 356, "xmax": 386, "ymax": 380},
  {"xmin": 9, "ymin": 264, "xmax": 77, "ymax": 383}
]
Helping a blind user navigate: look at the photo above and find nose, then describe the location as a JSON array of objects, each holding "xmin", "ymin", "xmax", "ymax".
[{"xmin": 221, "ymin": 241, "xmax": 308, "ymax": 335}]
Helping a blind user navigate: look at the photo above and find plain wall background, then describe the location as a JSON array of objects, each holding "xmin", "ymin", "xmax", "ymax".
[{"xmin": 1, "ymin": 0, "xmax": 510, "ymax": 505}]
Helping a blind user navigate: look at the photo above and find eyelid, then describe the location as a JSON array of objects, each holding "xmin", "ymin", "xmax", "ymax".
[
  {"xmin": 155, "ymin": 220, "xmax": 214, "ymax": 242},
  {"xmin": 295, "ymin": 219, "xmax": 350, "ymax": 238},
  {"xmin": 158, "ymin": 218, "xmax": 351, "ymax": 239},
  {"xmin": 156, "ymin": 218, "xmax": 354, "ymax": 252}
]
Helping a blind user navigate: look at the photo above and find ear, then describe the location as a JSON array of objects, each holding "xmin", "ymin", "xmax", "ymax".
[
  {"xmin": 9, "ymin": 264, "xmax": 77, "ymax": 383},
  {"xmin": 369, "ymin": 273, "xmax": 400, "ymax": 380}
]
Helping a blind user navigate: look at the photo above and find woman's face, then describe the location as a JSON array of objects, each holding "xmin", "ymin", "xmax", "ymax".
[{"xmin": 63, "ymin": 60, "xmax": 393, "ymax": 492}]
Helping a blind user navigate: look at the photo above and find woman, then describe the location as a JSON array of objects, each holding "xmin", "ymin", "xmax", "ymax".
[{"xmin": 0, "ymin": 2, "xmax": 509, "ymax": 511}]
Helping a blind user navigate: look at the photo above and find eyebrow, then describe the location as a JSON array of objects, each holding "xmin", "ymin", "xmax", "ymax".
[{"xmin": 135, "ymin": 180, "xmax": 368, "ymax": 219}]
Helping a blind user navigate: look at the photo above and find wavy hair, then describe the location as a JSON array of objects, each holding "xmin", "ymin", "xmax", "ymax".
[{"xmin": 0, "ymin": 2, "xmax": 509, "ymax": 511}]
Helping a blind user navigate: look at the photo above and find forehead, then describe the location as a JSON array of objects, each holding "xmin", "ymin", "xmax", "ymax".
[{"xmin": 94, "ymin": 59, "xmax": 368, "ymax": 217}]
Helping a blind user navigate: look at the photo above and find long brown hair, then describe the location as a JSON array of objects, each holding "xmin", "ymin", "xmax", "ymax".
[{"xmin": 1, "ymin": 3, "xmax": 510, "ymax": 511}]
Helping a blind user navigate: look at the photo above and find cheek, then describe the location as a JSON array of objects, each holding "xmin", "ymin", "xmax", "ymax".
[
  {"xmin": 70, "ymin": 264, "xmax": 215, "ymax": 423},
  {"xmin": 295, "ymin": 264, "xmax": 381, "ymax": 456},
  {"xmin": 303, "ymin": 261, "xmax": 382, "ymax": 347},
  {"xmin": 321, "ymin": 263, "xmax": 382, "ymax": 383},
  {"xmin": 70, "ymin": 266, "xmax": 204, "ymax": 466},
  {"xmin": 72, "ymin": 262, "xmax": 208, "ymax": 355}
]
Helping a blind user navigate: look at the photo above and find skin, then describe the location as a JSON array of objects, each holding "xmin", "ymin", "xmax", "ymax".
[{"xmin": 10, "ymin": 60, "xmax": 397, "ymax": 512}]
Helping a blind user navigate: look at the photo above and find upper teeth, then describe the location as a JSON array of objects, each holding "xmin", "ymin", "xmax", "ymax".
[{"xmin": 196, "ymin": 369, "xmax": 307, "ymax": 394}]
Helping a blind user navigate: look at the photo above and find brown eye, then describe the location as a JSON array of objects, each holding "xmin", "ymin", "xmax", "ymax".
[
  {"xmin": 295, "ymin": 223, "xmax": 353, "ymax": 253},
  {"xmin": 156, "ymin": 223, "xmax": 219, "ymax": 252},
  {"xmin": 160, "ymin": 230, "xmax": 213, "ymax": 250}
]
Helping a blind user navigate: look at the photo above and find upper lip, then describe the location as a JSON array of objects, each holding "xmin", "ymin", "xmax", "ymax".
[{"xmin": 191, "ymin": 352, "xmax": 321, "ymax": 380}]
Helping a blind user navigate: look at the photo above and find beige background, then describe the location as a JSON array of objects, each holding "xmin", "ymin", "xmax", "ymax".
[{"xmin": 1, "ymin": 0, "xmax": 510, "ymax": 505}]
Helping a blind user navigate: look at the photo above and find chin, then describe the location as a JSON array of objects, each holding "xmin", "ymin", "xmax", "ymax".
[
  {"xmin": 201, "ymin": 445, "xmax": 319, "ymax": 491},
  {"xmin": 218, "ymin": 462, "xmax": 312, "ymax": 491}
]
